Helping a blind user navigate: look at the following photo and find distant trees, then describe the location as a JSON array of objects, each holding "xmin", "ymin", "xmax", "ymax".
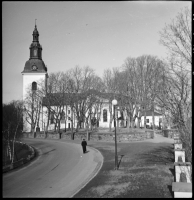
[
  {"xmin": 45, "ymin": 72, "xmax": 67, "ymax": 133},
  {"xmin": 3, "ymin": 100, "xmax": 23, "ymax": 163},
  {"xmin": 117, "ymin": 55, "xmax": 165, "ymax": 131},
  {"xmin": 66, "ymin": 65, "xmax": 103, "ymax": 139}
]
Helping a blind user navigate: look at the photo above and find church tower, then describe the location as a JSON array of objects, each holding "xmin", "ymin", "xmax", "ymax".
[
  {"xmin": 21, "ymin": 23, "xmax": 48, "ymax": 100},
  {"xmin": 21, "ymin": 22, "xmax": 48, "ymax": 132}
]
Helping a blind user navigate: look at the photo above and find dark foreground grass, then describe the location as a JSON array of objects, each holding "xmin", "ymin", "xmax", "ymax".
[
  {"xmin": 73, "ymin": 141, "xmax": 175, "ymax": 198},
  {"xmin": 3, "ymin": 141, "xmax": 31, "ymax": 166}
]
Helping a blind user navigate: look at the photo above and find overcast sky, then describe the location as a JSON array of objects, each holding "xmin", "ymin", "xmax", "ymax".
[{"xmin": 2, "ymin": 1, "xmax": 191, "ymax": 104}]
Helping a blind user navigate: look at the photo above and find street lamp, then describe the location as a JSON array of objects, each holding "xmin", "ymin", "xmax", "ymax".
[{"xmin": 112, "ymin": 99, "xmax": 118, "ymax": 170}]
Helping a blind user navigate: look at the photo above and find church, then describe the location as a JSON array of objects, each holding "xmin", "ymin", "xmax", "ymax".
[{"xmin": 21, "ymin": 24, "xmax": 162, "ymax": 134}]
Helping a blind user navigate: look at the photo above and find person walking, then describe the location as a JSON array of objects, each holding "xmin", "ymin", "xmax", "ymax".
[{"xmin": 81, "ymin": 139, "xmax": 87, "ymax": 153}]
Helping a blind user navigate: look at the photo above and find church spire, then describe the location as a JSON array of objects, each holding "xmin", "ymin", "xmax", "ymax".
[
  {"xmin": 22, "ymin": 23, "xmax": 47, "ymax": 73},
  {"xmin": 29, "ymin": 21, "xmax": 42, "ymax": 59},
  {"xmin": 33, "ymin": 19, "xmax": 39, "ymax": 42}
]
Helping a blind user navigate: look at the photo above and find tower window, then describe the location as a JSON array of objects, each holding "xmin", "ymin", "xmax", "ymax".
[
  {"xmin": 32, "ymin": 82, "xmax": 37, "ymax": 91},
  {"xmin": 34, "ymin": 49, "xmax": 37, "ymax": 56}
]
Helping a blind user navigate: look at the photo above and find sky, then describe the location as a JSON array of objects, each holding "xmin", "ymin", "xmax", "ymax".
[{"xmin": 2, "ymin": 1, "xmax": 191, "ymax": 104}]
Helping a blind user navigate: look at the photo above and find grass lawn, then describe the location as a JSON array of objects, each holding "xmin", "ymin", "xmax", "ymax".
[{"xmin": 73, "ymin": 141, "xmax": 175, "ymax": 198}]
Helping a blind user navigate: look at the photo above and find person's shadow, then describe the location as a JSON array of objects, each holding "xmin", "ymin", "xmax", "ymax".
[{"xmin": 117, "ymin": 155, "xmax": 124, "ymax": 169}]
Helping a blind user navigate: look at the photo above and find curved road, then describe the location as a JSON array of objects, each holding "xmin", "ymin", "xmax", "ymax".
[{"xmin": 3, "ymin": 138, "xmax": 103, "ymax": 198}]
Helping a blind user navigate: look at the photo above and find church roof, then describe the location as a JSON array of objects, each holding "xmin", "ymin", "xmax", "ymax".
[
  {"xmin": 21, "ymin": 58, "xmax": 47, "ymax": 73},
  {"xmin": 42, "ymin": 93, "xmax": 71, "ymax": 106},
  {"xmin": 42, "ymin": 90, "xmax": 102, "ymax": 106}
]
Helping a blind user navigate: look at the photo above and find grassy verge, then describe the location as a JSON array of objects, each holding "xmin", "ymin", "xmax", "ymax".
[
  {"xmin": 73, "ymin": 141, "xmax": 174, "ymax": 198},
  {"xmin": 3, "ymin": 141, "xmax": 31, "ymax": 166}
]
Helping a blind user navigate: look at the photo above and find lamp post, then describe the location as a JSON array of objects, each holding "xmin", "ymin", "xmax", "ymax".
[{"xmin": 112, "ymin": 99, "xmax": 118, "ymax": 170}]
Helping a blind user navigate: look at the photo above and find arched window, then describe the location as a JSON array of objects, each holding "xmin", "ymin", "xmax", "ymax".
[
  {"xmin": 103, "ymin": 109, "xmax": 107, "ymax": 122},
  {"xmin": 32, "ymin": 82, "xmax": 37, "ymax": 91}
]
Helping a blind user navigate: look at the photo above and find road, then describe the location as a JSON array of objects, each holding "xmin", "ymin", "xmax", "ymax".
[{"xmin": 3, "ymin": 138, "xmax": 103, "ymax": 198}]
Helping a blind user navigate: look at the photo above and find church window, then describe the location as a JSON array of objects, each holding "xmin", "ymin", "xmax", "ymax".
[
  {"xmin": 32, "ymin": 82, "xmax": 37, "ymax": 91},
  {"xmin": 34, "ymin": 49, "xmax": 37, "ymax": 56},
  {"xmin": 103, "ymin": 109, "xmax": 107, "ymax": 122}
]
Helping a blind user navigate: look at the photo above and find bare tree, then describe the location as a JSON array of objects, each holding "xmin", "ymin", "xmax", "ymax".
[
  {"xmin": 3, "ymin": 100, "xmax": 23, "ymax": 164},
  {"xmin": 44, "ymin": 72, "xmax": 67, "ymax": 134},
  {"xmin": 102, "ymin": 67, "xmax": 120, "ymax": 131},
  {"xmin": 23, "ymin": 84, "xmax": 43, "ymax": 137},
  {"xmin": 66, "ymin": 65, "xmax": 102, "ymax": 139},
  {"xmin": 159, "ymin": 6, "xmax": 191, "ymax": 69},
  {"xmin": 159, "ymin": 6, "xmax": 192, "ymax": 162}
]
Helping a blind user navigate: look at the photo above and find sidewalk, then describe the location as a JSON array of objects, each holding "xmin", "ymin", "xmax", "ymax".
[{"xmin": 66, "ymin": 144, "xmax": 104, "ymax": 197}]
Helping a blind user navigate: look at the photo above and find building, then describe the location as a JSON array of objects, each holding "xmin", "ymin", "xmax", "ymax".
[
  {"xmin": 21, "ymin": 25, "xmax": 163, "ymax": 134},
  {"xmin": 137, "ymin": 110, "xmax": 163, "ymax": 128}
]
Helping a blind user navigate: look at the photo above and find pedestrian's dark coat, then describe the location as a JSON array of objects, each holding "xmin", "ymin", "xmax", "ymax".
[{"xmin": 81, "ymin": 139, "xmax": 87, "ymax": 153}]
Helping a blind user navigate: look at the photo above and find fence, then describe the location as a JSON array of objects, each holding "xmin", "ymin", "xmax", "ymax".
[{"xmin": 172, "ymin": 132, "xmax": 192, "ymax": 198}]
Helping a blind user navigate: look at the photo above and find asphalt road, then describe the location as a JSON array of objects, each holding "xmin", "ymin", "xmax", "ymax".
[{"xmin": 3, "ymin": 138, "xmax": 103, "ymax": 198}]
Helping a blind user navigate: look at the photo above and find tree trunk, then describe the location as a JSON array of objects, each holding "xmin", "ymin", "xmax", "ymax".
[
  {"xmin": 71, "ymin": 131, "xmax": 74, "ymax": 140},
  {"xmin": 109, "ymin": 115, "xmax": 113, "ymax": 132},
  {"xmin": 76, "ymin": 121, "xmax": 79, "ymax": 132},
  {"xmin": 152, "ymin": 111, "xmax": 155, "ymax": 130},
  {"xmin": 11, "ymin": 125, "xmax": 18, "ymax": 164},
  {"xmin": 137, "ymin": 118, "xmax": 140, "ymax": 128},
  {"xmin": 109, "ymin": 103, "xmax": 113, "ymax": 132},
  {"xmin": 31, "ymin": 123, "xmax": 36, "ymax": 138},
  {"xmin": 131, "ymin": 119, "xmax": 135, "ymax": 129},
  {"xmin": 71, "ymin": 120, "xmax": 73, "ymax": 134},
  {"xmin": 127, "ymin": 115, "xmax": 130, "ymax": 132},
  {"xmin": 152, "ymin": 100, "xmax": 155, "ymax": 130},
  {"xmin": 144, "ymin": 111, "xmax": 146, "ymax": 130},
  {"xmin": 45, "ymin": 108, "xmax": 50, "ymax": 136},
  {"xmin": 86, "ymin": 120, "xmax": 90, "ymax": 141},
  {"xmin": 57, "ymin": 119, "xmax": 61, "ymax": 133},
  {"xmin": 65, "ymin": 106, "xmax": 67, "ymax": 132}
]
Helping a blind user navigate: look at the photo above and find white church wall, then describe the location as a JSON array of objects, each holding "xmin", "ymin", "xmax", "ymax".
[{"xmin": 22, "ymin": 73, "xmax": 46, "ymax": 100}]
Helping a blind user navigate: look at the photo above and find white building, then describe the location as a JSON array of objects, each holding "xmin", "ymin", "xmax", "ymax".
[{"xmin": 22, "ymin": 25, "xmax": 163, "ymax": 133}]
